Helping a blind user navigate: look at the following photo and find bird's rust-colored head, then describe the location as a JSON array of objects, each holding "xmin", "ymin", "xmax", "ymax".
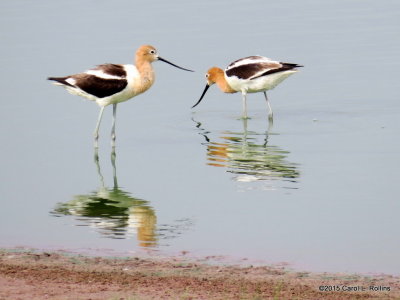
[
  {"xmin": 191, "ymin": 67, "xmax": 236, "ymax": 109},
  {"xmin": 136, "ymin": 45, "xmax": 158, "ymax": 63},
  {"xmin": 205, "ymin": 67, "xmax": 224, "ymax": 86}
]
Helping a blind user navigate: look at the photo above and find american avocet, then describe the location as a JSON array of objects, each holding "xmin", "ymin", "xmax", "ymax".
[
  {"xmin": 192, "ymin": 55, "xmax": 302, "ymax": 119},
  {"xmin": 48, "ymin": 45, "xmax": 193, "ymax": 147}
]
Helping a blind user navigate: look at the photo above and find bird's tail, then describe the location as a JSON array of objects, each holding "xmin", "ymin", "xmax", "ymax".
[
  {"xmin": 47, "ymin": 76, "xmax": 74, "ymax": 87},
  {"xmin": 282, "ymin": 63, "xmax": 304, "ymax": 69}
]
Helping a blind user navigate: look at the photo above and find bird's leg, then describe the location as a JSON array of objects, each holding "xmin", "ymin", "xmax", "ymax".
[
  {"xmin": 111, "ymin": 104, "xmax": 117, "ymax": 147},
  {"xmin": 242, "ymin": 93, "xmax": 249, "ymax": 119},
  {"xmin": 264, "ymin": 117, "xmax": 273, "ymax": 147},
  {"xmin": 242, "ymin": 117, "xmax": 248, "ymax": 145},
  {"xmin": 93, "ymin": 147, "xmax": 105, "ymax": 188},
  {"xmin": 111, "ymin": 146, "xmax": 118, "ymax": 189},
  {"xmin": 263, "ymin": 91, "xmax": 273, "ymax": 122},
  {"xmin": 94, "ymin": 106, "xmax": 105, "ymax": 148}
]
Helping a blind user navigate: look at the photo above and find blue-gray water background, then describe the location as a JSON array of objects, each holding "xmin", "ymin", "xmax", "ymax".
[{"xmin": 1, "ymin": 0, "xmax": 399, "ymax": 274}]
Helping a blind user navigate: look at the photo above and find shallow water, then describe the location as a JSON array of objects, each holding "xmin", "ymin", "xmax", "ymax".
[{"xmin": 1, "ymin": 0, "xmax": 400, "ymax": 274}]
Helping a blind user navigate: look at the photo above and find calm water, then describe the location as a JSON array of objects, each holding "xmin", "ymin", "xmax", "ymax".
[{"xmin": 1, "ymin": 0, "xmax": 400, "ymax": 275}]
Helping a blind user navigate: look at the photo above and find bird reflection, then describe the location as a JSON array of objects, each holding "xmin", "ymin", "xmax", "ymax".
[
  {"xmin": 52, "ymin": 149, "xmax": 157, "ymax": 247},
  {"xmin": 194, "ymin": 118, "xmax": 299, "ymax": 189}
]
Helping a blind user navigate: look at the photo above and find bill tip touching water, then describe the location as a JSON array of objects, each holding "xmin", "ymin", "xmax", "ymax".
[
  {"xmin": 192, "ymin": 55, "xmax": 303, "ymax": 120},
  {"xmin": 48, "ymin": 44, "xmax": 194, "ymax": 148}
]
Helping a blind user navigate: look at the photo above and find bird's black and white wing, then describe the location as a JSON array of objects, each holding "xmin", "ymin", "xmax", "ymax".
[
  {"xmin": 48, "ymin": 64, "xmax": 129, "ymax": 99},
  {"xmin": 225, "ymin": 56, "xmax": 301, "ymax": 80}
]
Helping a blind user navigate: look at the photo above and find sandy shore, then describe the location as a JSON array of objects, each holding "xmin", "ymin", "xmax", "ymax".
[{"xmin": 0, "ymin": 249, "xmax": 399, "ymax": 299}]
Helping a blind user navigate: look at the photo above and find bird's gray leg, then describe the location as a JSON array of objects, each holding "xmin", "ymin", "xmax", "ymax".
[
  {"xmin": 111, "ymin": 147, "xmax": 118, "ymax": 189},
  {"xmin": 111, "ymin": 104, "xmax": 117, "ymax": 147},
  {"xmin": 93, "ymin": 147, "xmax": 105, "ymax": 187},
  {"xmin": 242, "ymin": 92, "xmax": 249, "ymax": 119},
  {"xmin": 263, "ymin": 91, "xmax": 273, "ymax": 122},
  {"xmin": 94, "ymin": 106, "xmax": 105, "ymax": 148}
]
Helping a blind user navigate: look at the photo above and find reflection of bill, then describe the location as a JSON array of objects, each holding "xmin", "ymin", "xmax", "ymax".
[
  {"xmin": 195, "ymin": 118, "xmax": 299, "ymax": 187},
  {"xmin": 52, "ymin": 149, "xmax": 157, "ymax": 247}
]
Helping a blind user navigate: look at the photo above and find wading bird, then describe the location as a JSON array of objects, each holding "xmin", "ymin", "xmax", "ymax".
[
  {"xmin": 192, "ymin": 55, "xmax": 302, "ymax": 119},
  {"xmin": 48, "ymin": 45, "xmax": 193, "ymax": 147}
]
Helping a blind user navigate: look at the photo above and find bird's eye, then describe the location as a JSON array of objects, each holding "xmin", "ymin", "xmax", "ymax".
[
  {"xmin": 205, "ymin": 74, "xmax": 209, "ymax": 78},
  {"xmin": 150, "ymin": 49, "xmax": 156, "ymax": 54}
]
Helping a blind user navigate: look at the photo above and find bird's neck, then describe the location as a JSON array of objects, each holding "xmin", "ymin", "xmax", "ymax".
[
  {"xmin": 136, "ymin": 59, "xmax": 155, "ymax": 80},
  {"xmin": 135, "ymin": 59, "xmax": 155, "ymax": 94},
  {"xmin": 215, "ymin": 74, "xmax": 236, "ymax": 94}
]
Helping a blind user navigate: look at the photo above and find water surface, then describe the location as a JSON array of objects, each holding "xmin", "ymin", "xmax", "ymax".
[{"xmin": 1, "ymin": 0, "xmax": 400, "ymax": 275}]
